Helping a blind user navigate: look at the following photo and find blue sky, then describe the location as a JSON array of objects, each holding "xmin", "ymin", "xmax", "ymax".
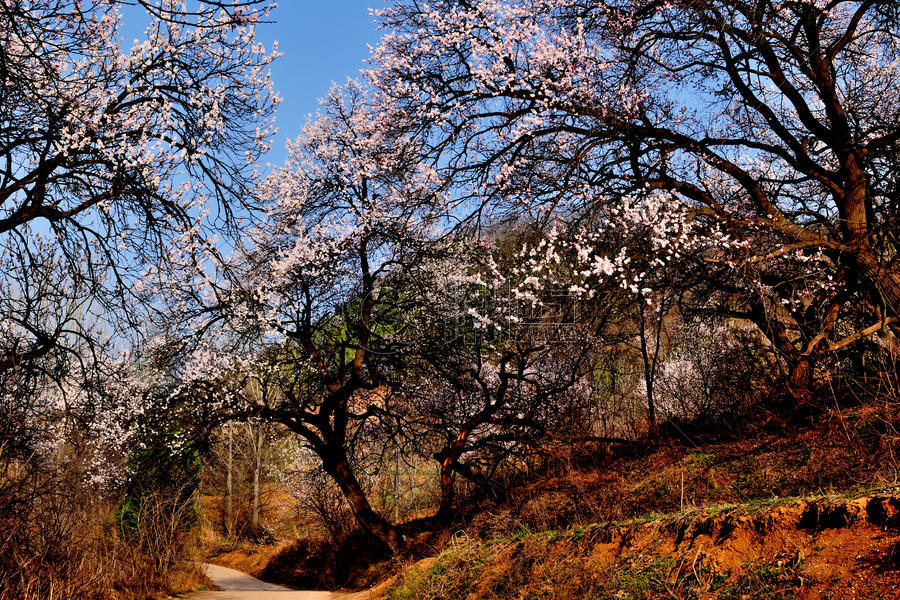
[{"xmin": 257, "ymin": 2, "xmax": 382, "ymax": 166}]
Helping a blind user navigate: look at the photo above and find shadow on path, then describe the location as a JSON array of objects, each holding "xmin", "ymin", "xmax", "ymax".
[{"xmin": 186, "ymin": 563, "xmax": 372, "ymax": 600}]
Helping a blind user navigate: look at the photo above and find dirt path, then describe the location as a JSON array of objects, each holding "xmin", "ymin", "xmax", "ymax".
[{"xmin": 186, "ymin": 563, "xmax": 374, "ymax": 600}]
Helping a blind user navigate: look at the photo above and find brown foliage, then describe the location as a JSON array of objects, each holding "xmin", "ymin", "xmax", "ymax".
[{"xmin": 0, "ymin": 475, "xmax": 207, "ymax": 600}]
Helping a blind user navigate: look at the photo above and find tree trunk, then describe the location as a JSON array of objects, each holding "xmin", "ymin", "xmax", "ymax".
[
  {"xmin": 788, "ymin": 355, "xmax": 814, "ymax": 403},
  {"xmin": 747, "ymin": 298, "xmax": 815, "ymax": 407},
  {"xmin": 639, "ymin": 313, "xmax": 657, "ymax": 436},
  {"xmin": 326, "ymin": 451, "xmax": 404, "ymax": 552},
  {"xmin": 437, "ymin": 426, "xmax": 477, "ymax": 521},
  {"xmin": 842, "ymin": 159, "xmax": 900, "ymax": 319},
  {"xmin": 393, "ymin": 450, "xmax": 401, "ymax": 523},
  {"xmin": 854, "ymin": 245, "xmax": 900, "ymax": 319},
  {"xmin": 252, "ymin": 426, "xmax": 262, "ymax": 529},
  {"xmin": 438, "ymin": 454, "xmax": 456, "ymax": 521},
  {"xmin": 225, "ymin": 423, "xmax": 233, "ymax": 537}
]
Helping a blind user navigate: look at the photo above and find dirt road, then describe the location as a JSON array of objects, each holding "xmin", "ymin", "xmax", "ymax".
[{"xmin": 186, "ymin": 564, "xmax": 374, "ymax": 600}]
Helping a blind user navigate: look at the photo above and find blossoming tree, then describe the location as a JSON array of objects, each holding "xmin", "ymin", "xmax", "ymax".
[
  {"xmin": 372, "ymin": 0, "xmax": 900, "ymax": 399},
  {"xmin": 181, "ymin": 81, "xmax": 446, "ymax": 551},
  {"xmin": 0, "ymin": 0, "xmax": 278, "ymax": 375},
  {"xmin": 0, "ymin": 5, "xmax": 279, "ymax": 577}
]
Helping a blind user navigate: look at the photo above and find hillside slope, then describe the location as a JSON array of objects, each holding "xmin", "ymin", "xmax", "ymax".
[
  {"xmin": 204, "ymin": 407, "xmax": 900, "ymax": 598},
  {"xmin": 386, "ymin": 493, "xmax": 900, "ymax": 599}
]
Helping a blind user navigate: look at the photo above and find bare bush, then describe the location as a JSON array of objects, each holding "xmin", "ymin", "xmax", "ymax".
[
  {"xmin": 276, "ymin": 442, "xmax": 360, "ymax": 544},
  {"xmin": 652, "ymin": 319, "xmax": 763, "ymax": 426},
  {"xmin": 0, "ymin": 474, "xmax": 203, "ymax": 600}
]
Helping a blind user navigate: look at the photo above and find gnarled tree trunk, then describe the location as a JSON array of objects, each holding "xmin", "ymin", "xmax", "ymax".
[{"xmin": 324, "ymin": 450, "xmax": 405, "ymax": 552}]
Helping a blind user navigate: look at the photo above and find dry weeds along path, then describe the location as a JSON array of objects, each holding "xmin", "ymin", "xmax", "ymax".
[{"xmin": 187, "ymin": 564, "xmax": 374, "ymax": 600}]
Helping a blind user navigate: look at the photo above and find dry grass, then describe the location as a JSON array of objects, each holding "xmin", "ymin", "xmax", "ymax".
[
  {"xmin": 0, "ymin": 496, "xmax": 211, "ymax": 600},
  {"xmin": 456, "ymin": 403, "xmax": 900, "ymax": 544}
]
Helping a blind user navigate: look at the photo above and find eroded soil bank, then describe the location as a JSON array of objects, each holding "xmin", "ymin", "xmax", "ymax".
[{"xmin": 384, "ymin": 494, "xmax": 900, "ymax": 599}]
